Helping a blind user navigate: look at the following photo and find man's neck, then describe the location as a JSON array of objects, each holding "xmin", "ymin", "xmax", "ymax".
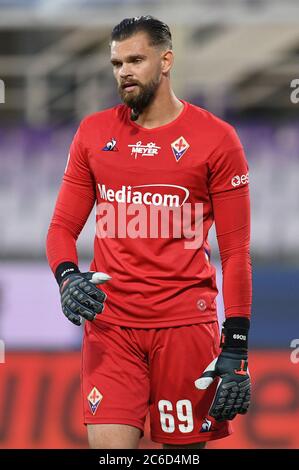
[{"xmin": 133, "ymin": 89, "xmax": 184, "ymax": 129}]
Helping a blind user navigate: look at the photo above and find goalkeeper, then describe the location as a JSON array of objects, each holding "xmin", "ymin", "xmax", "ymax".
[{"xmin": 46, "ymin": 16, "xmax": 252, "ymax": 449}]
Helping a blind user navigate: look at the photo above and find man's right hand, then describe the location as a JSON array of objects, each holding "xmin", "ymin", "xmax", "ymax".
[{"xmin": 60, "ymin": 272, "xmax": 111, "ymax": 326}]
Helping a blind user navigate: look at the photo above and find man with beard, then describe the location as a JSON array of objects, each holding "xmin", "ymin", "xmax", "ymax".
[{"xmin": 47, "ymin": 16, "xmax": 252, "ymax": 449}]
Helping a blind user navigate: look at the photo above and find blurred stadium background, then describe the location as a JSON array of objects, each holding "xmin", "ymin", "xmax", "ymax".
[{"xmin": 0, "ymin": 0, "xmax": 299, "ymax": 449}]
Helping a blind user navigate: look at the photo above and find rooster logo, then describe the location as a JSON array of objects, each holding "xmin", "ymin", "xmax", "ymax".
[{"xmin": 102, "ymin": 138, "xmax": 118, "ymax": 151}]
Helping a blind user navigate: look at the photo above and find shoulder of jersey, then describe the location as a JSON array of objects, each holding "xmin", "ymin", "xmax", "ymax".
[
  {"xmin": 79, "ymin": 104, "xmax": 127, "ymax": 130},
  {"xmin": 187, "ymin": 102, "xmax": 235, "ymax": 135}
]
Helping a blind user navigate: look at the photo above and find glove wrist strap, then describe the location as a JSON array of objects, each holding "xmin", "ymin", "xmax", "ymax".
[
  {"xmin": 55, "ymin": 262, "xmax": 80, "ymax": 286},
  {"xmin": 220, "ymin": 317, "xmax": 250, "ymax": 350}
]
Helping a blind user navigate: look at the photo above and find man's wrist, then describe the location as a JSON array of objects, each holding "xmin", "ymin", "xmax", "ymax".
[
  {"xmin": 220, "ymin": 316, "xmax": 250, "ymax": 351},
  {"xmin": 55, "ymin": 262, "xmax": 80, "ymax": 286}
]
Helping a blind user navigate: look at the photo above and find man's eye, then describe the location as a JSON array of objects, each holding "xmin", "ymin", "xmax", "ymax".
[{"xmin": 134, "ymin": 58, "xmax": 142, "ymax": 63}]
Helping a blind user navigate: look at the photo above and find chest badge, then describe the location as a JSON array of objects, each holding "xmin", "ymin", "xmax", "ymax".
[
  {"xmin": 171, "ymin": 136, "xmax": 190, "ymax": 162},
  {"xmin": 102, "ymin": 138, "xmax": 118, "ymax": 151}
]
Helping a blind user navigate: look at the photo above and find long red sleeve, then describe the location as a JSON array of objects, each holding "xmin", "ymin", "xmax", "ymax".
[
  {"xmin": 212, "ymin": 185, "xmax": 252, "ymax": 318},
  {"xmin": 46, "ymin": 122, "xmax": 96, "ymax": 274}
]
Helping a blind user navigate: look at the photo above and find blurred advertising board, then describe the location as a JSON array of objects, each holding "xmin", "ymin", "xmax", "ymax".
[{"xmin": 0, "ymin": 350, "xmax": 298, "ymax": 449}]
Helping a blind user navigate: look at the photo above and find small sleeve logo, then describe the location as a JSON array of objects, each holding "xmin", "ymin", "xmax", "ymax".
[{"xmin": 231, "ymin": 172, "xmax": 249, "ymax": 187}]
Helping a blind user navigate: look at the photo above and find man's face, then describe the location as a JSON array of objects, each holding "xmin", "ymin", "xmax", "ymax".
[{"xmin": 110, "ymin": 32, "xmax": 163, "ymax": 112}]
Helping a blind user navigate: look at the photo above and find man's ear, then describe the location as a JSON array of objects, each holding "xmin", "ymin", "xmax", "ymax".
[{"xmin": 161, "ymin": 50, "xmax": 174, "ymax": 74}]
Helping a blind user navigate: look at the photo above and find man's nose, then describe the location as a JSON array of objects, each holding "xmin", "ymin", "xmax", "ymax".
[{"xmin": 119, "ymin": 63, "xmax": 133, "ymax": 78}]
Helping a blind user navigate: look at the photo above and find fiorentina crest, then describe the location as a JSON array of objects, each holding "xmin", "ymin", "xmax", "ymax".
[
  {"xmin": 171, "ymin": 136, "xmax": 190, "ymax": 162},
  {"xmin": 87, "ymin": 386, "xmax": 103, "ymax": 415}
]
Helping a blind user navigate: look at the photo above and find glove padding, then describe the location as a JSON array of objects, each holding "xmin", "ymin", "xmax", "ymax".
[
  {"xmin": 60, "ymin": 272, "xmax": 111, "ymax": 326},
  {"xmin": 195, "ymin": 350, "xmax": 251, "ymax": 421}
]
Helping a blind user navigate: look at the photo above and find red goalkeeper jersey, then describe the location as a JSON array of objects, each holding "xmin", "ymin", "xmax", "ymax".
[{"xmin": 47, "ymin": 101, "xmax": 252, "ymax": 328}]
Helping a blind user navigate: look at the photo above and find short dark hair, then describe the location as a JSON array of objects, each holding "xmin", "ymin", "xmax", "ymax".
[{"xmin": 111, "ymin": 15, "xmax": 172, "ymax": 50}]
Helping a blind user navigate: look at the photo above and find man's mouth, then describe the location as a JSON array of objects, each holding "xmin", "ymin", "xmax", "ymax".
[{"xmin": 122, "ymin": 82, "xmax": 139, "ymax": 92}]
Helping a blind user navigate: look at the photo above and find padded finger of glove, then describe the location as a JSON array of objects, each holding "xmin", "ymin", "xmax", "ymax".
[
  {"xmin": 209, "ymin": 376, "xmax": 251, "ymax": 421},
  {"xmin": 62, "ymin": 304, "xmax": 82, "ymax": 326},
  {"xmin": 61, "ymin": 294, "xmax": 101, "ymax": 321},
  {"xmin": 61, "ymin": 275, "xmax": 106, "ymax": 313}
]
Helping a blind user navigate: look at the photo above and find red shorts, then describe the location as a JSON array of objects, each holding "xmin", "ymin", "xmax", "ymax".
[{"xmin": 81, "ymin": 320, "xmax": 232, "ymax": 445}]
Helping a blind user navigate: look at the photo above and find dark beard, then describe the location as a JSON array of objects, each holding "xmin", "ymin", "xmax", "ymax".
[{"xmin": 118, "ymin": 77, "xmax": 160, "ymax": 114}]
